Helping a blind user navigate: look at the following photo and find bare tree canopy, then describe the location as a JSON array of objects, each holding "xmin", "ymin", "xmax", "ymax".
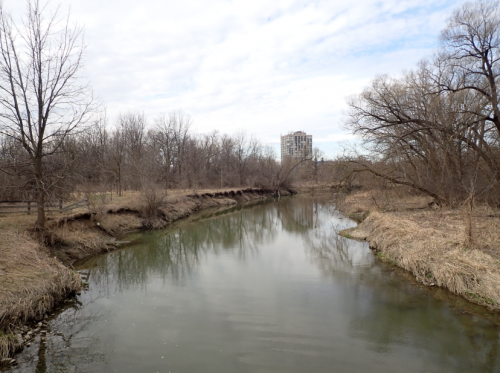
[
  {"xmin": 0, "ymin": 0, "xmax": 95, "ymax": 228},
  {"xmin": 439, "ymin": 0, "xmax": 500, "ymax": 135},
  {"xmin": 345, "ymin": 0, "xmax": 500, "ymax": 206}
]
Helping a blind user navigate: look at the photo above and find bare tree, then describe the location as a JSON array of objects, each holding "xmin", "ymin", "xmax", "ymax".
[
  {"xmin": 217, "ymin": 134, "xmax": 234, "ymax": 188},
  {"xmin": 233, "ymin": 131, "xmax": 259, "ymax": 186},
  {"xmin": 0, "ymin": 0, "xmax": 94, "ymax": 228},
  {"xmin": 170, "ymin": 110, "xmax": 191, "ymax": 188},
  {"xmin": 439, "ymin": 0, "xmax": 500, "ymax": 136},
  {"xmin": 153, "ymin": 113, "xmax": 175, "ymax": 192},
  {"xmin": 152, "ymin": 111, "xmax": 191, "ymax": 191},
  {"xmin": 119, "ymin": 111, "xmax": 146, "ymax": 190},
  {"xmin": 346, "ymin": 62, "xmax": 498, "ymax": 206},
  {"xmin": 310, "ymin": 147, "xmax": 324, "ymax": 184},
  {"xmin": 108, "ymin": 127, "xmax": 126, "ymax": 196},
  {"xmin": 271, "ymin": 155, "xmax": 305, "ymax": 196},
  {"xmin": 76, "ymin": 111, "xmax": 109, "ymax": 189}
]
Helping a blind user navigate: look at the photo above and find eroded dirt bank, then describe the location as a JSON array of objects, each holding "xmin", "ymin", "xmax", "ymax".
[
  {"xmin": 46, "ymin": 188, "xmax": 286, "ymax": 265},
  {"xmin": 0, "ymin": 188, "xmax": 287, "ymax": 364}
]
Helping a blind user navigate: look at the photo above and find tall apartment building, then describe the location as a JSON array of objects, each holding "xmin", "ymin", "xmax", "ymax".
[{"xmin": 280, "ymin": 131, "xmax": 312, "ymax": 162}]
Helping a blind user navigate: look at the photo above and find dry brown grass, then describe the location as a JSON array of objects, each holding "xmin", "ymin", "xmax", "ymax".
[
  {"xmin": 96, "ymin": 213, "xmax": 143, "ymax": 236},
  {"xmin": 40, "ymin": 188, "xmax": 257, "ymax": 257},
  {"xmin": 345, "ymin": 208, "xmax": 500, "ymax": 309},
  {"xmin": 0, "ymin": 188, "xmax": 264, "ymax": 226},
  {"xmin": 0, "ymin": 231, "xmax": 81, "ymax": 358},
  {"xmin": 341, "ymin": 188, "xmax": 433, "ymax": 216},
  {"xmin": 45, "ymin": 222, "xmax": 114, "ymax": 263}
]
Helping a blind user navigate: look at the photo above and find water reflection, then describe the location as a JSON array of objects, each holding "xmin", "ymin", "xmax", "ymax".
[
  {"xmin": 299, "ymin": 203, "xmax": 500, "ymax": 372},
  {"xmin": 349, "ymin": 286, "xmax": 500, "ymax": 372},
  {"xmin": 9, "ymin": 197, "xmax": 500, "ymax": 373},
  {"xmin": 82, "ymin": 198, "xmax": 319, "ymax": 292},
  {"xmin": 10, "ymin": 296, "xmax": 111, "ymax": 373}
]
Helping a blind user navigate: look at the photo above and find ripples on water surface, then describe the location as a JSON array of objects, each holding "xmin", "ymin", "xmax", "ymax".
[{"xmin": 9, "ymin": 197, "xmax": 500, "ymax": 372}]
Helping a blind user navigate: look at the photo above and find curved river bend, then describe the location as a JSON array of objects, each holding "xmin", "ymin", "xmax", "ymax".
[{"xmin": 9, "ymin": 197, "xmax": 500, "ymax": 373}]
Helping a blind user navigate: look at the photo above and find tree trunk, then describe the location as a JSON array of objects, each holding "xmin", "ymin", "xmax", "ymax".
[
  {"xmin": 465, "ymin": 184, "xmax": 475, "ymax": 247},
  {"xmin": 165, "ymin": 159, "xmax": 170, "ymax": 195},
  {"xmin": 34, "ymin": 157, "xmax": 45, "ymax": 229},
  {"xmin": 117, "ymin": 166, "xmax": 122, "ymax": 197}
]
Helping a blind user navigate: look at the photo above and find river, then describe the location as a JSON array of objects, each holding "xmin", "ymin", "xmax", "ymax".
[{"xmin": 8, "ymin": 197, "xmax": 500, "ymax": 372}]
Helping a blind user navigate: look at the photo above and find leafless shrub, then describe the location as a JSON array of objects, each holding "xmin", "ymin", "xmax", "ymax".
[{"xmin": 140, "ymin": 187, "xmax": 167, "ymax": 226}]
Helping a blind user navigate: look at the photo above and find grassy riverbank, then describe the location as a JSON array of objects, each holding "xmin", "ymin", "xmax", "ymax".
[
  {"xmin": 338, "ymin": 189, "xmax": 500, "ymax": 311},
  {"xmin": 0, "ymin": 232, "xmax": 81, "ymax": 361},
  {"xmin": 0, "ymin": 187, "xmax": 283, "ymax": 362}
]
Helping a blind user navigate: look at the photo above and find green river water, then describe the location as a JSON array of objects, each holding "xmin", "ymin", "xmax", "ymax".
[{"xmin": 8, "ymin": 197, "xmax": 500, "ymax": 372}]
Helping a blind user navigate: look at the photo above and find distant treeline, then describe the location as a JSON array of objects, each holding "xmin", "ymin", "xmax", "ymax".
[{"xmin": 0, "ymin": 110, "xmax": 327, "ymax": 202}]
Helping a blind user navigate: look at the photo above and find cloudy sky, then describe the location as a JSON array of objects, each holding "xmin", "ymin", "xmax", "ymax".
[{"xmin": 5, "ymin": 0, "xmax": 462, "ymax": 157}]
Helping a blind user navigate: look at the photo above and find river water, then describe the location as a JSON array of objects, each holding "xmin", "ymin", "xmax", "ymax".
[{"xmin": 8, "ymin": 197, "xmax": 500, "ymax": 372}]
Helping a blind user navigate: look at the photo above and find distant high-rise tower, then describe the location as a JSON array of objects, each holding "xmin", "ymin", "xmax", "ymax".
[{"xmin": 280, "ymin": 131, "xmax": 312, "ymax": 162}]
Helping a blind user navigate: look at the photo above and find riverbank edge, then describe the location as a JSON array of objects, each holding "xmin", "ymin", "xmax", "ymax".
[
  {"xmin": 338, "ymin": 210, "xmax": 500, "ymax": 312},
  {"xmin": 50, "ymin": 188, "xmax": 292, "ymax": 265},
  {"xmin": 0, "ymin": 187, "xmax": 292, "ymax": 364}
]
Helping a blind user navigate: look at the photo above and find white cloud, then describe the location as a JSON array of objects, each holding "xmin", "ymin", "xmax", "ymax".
[{"xmin": 3, "ymin": 0, "xmax": 463, "ymax": 156}]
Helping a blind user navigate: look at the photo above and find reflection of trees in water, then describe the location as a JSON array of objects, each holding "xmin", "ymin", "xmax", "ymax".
[
  {"xmin": 43, "ymin": 304, "xmax": 109, "ymax": 372},
  {"xmin": 301, "ymin": 202, "xmax": 500, "ymax": 373},
  {"xmin": 301, "ymin": 198, "xmax": 373, "ymax": 279},
  {"xmin": 11, "ymin": 295, "xmax": 110, "ymax": 373},
  {"xmin": 85, "ymin": 200, "xmax": 306, "ymax": 293},
  {"xmin": 303, "ymin": 222, "xmax": 370, "ymax": 277},
  {"xmin": 347, "ymin": 275, "xmax": 500, "ymax": 372},
  {"xmin": 276, "ymin": 198, "xmax": 316, "ymax": 232}
]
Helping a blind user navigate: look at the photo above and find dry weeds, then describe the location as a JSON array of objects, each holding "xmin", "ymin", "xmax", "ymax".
[
  {"xmin": 341, "ymin": 188, "xmax": 433, "ymax": 216},
  {"xmin": 345, "ymin": 207, "xmax": 500, "ymax": 309},
  {"xmin": 0, "ymin": 231, "xmax": 81, "ymax": 358}
]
